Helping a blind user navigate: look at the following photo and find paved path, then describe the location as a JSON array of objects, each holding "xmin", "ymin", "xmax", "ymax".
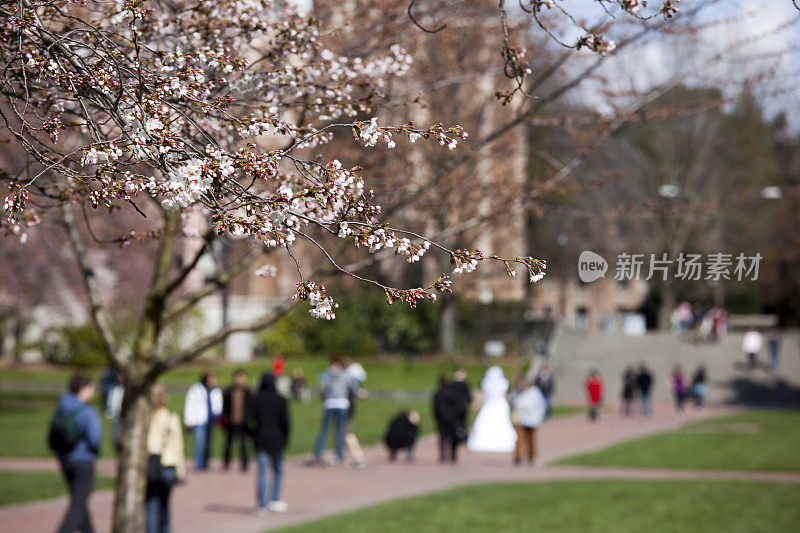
[{"xmin": 2, "ymin": 403, "xmax": 794, "ymax": 533}]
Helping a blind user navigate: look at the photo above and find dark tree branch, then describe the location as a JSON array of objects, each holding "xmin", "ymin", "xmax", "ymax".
[
  {"xmin": 61, "ymin": 202, "xmax": 121, "ymax": 367},
  {"xmin": 408, "ymin": 0, "xmax": 446, "ymax": 33}
]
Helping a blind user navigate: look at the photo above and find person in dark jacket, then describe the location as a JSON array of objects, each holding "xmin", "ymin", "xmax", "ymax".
[
  {"xmin": 222, "ymin": 369, "xmax": 251, "ymax": 471},
  {"xmin": 535, "ymin": 365, "xmax": 555, "ymax": 418},
  {"xmin": 432, "ymin": 376, "xmax": 467, "ymax": 463},
  {"xmin": 636, "ymin": 364, "xmax": 654, "ymax": 416},
  {"xmin": 248, "ymin": 373, "xmax": 290, "ymax": 515},
  {"xmin": 621, "ymin": 367, "xmax": 636, "ymax": 416},
  {"xmin": 384, "ymin": 410, "xmax": 420, "ymax": 462},
  {"xmin": 51, "ymin": 373, "xmax": 102, "ymax": 533},
  {"xmin": 451, "ymin": 368, "xmax": 472, "ymax": 413}
]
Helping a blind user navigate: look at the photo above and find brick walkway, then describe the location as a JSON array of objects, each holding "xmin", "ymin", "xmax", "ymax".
[{"xmin": 2, "ymin": 403, "xmax": 796, "ymax": 533}]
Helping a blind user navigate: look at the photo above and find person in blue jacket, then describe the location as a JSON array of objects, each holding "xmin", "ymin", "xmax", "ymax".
[{"xmin": 52, "ymin": 373, "xmax": 103, "ymax": 533}]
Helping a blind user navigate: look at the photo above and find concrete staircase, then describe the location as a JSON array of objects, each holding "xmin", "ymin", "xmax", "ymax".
[{"xmin": 550, "ymin": 330, "xmax": 800, "ymax": 405}]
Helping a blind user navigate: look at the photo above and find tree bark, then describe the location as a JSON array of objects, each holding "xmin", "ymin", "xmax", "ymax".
[
  {"xmin": 112, "ymin": 381, "xmax": 152, "ymax": 533},
  {"xmin": 438, "ymin": 294, "xmax": 456, "ymax": 353},
  {"xmin": 657, "ymin": 281, "xmax": 676, "ymax": 332}
]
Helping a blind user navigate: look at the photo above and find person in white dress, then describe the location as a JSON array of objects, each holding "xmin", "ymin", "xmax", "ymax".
[
  {"xmin": 467, "ymin": 366, "xmax": 517, "ymax": 452},
  {"xmin": 742, "ymin": 330, "xmax": 763, "ymax": 369}
]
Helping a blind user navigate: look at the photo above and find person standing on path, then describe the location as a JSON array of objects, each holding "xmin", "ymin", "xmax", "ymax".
[
  {"xmin": 184, "ymin": 370, "xmax": 223, "ymax": 470},
  {"xmin": 509, "ymin": 377, "xmax": 546, "ymax": 465},
  {"xmin": 672, "ymin": 365, "xmax": 687, "ymax": 414},
  {"xmin": 146, "ymin": 384, "xmax": 186, "ymax": 533},
  {"xmin": 222, "ymin": 369, "xmax": 251, "ymax": 472},
  {"xmin": 691, "ymin": 366, "xmax": 707, "ymax": 408},
  {"xmin": 584, "ymin": 370, "xmax": 603, "ymax": 422},
  {"xmin": 620, "ymin": 367, "xmax": 636, "ymax": 416},
  {"xmin": 636, "ymin": 364, "xmax": 654, "ymax": 416},
  {"xmin": 451, "ymin": 368, "xmax": 472, "ymax": 440},
  {"xmin": 248, "ymin": 373, "xmax": 290, "ymax": 516},
  {"xmin": 50, "ymin": 373, "xmax": 102, "ymax": 533},
  {"xmin": 344, "ymin": 359, "xmax": 368, "ymax": 468},
  {"xmin": 467, "ymin": 366, "xmax": 516, "ymax": 452},
  {"xmin": 310, "ymin": 357, "xmax": 359, "ymax": 466},
  {"xmin": 768, "ymin": 329, "xmax": 781, "ymax": 372},
  {"xmin": 535, "ymin": 365, "xmax": 555, "ymax": 418},
  {"xmin": 433, "ymin": 376, "xmax": 464, "ymax": 463},
  {"xmin": 742, "ymin": 329, "xmax": 763, "ymax": 370}
]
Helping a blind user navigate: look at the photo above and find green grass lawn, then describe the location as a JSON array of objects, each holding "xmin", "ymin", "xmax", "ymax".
[
  {"xmin": 0, "ymin": 471, "xmax": 114, "ymax": 507},
  {"xmin": 271, "ymin": 480, "xmax": 800, "ymax": 533},
  {"xmin": 1, "ymin": 356, "xmax": 518, "ymax": 391},
  {"xmin": 557, "ymin": 409, "xmax": 800, "ymax": 471},
  {"xmin": 0, "ymin": 389, "xmax": 433, "ymax": 458}
]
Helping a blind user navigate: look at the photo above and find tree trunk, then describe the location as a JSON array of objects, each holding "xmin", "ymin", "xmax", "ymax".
[
  {"xmin": 438, "ymin": 294, "xmax": 456, "ymax": 353},
  {"xmin": 657, "ymin": 282, "xmax": 676, "ymax": 332},
  {"xmin": 112, "ymin": 383, "xmax": 152, "ymax": 533}
]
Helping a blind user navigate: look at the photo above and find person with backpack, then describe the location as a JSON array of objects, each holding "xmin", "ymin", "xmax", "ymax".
[{"xmin": 49, "ymin": 373, "xmax": 102, "ymax": 533}]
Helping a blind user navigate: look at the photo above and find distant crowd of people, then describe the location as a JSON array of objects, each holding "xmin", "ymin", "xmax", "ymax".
[
  {"xmin": 671, "ymin": 302, "xmax": 729, "ymax": 344},
  {"xmin": 585, "ymin": 362, "xmax": 709, "ymax": 422}
]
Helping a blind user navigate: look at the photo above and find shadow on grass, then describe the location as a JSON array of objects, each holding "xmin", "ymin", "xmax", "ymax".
[{"xmin": 721, "ymin": 376, "xmax": 800, "ymax": 407}]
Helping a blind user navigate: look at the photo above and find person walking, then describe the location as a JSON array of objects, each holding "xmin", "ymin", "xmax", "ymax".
[
  {"xmin": 672, "ymin": 365, "xmax": 687, "ymax": 413},
  {"xmin": 310, "ymin": 357, "xmax": 359, "ymax": 466},
  {"xmin": 636, "ymin": 364, "xmax": 654, "ymax": 416},
  {"xmin": 535, "ymin": 365, "xmax": 555, "ymax": 418},
  {"xmin": 691, "ymin": 366, "xmax": 707, "ymax": 408},
  {"xmin": 509, "ymin": 377, "xmax": 546, "ymax": 465},
  {"xmin": 222, "ymin": 369, "xmax": 251, "ymax": 472},
  {"xmin": 50, "ymin": 373, "xmax": 102, "ymax": 533},
  {"xmin": 146, "ymin": 384, "xmax": 186, "ymax": 533},
  {"xmin": 183, "ymin": 370, "xmax": 223, "ymax": 470},
  {"xmin": 248, "ymin": 373, "xmax": 290, "ymax": 515}
]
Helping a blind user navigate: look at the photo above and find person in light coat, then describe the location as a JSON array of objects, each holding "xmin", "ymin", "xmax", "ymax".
[
  {"xmin": 183, "ymin": 370, "xmax": 223, "ymax": 470},
  {"xmin": 509, "ymin": 377, "xmax": 546, "ymax": 465},
  {"xmin": 146, "ymin": 383, "xmax": 186, "ymax": 533}
]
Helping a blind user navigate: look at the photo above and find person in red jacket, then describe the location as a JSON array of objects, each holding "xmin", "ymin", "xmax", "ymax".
[{"xmin": 585, "ymin": 370, "xmax": 604, "ymax": 422}]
